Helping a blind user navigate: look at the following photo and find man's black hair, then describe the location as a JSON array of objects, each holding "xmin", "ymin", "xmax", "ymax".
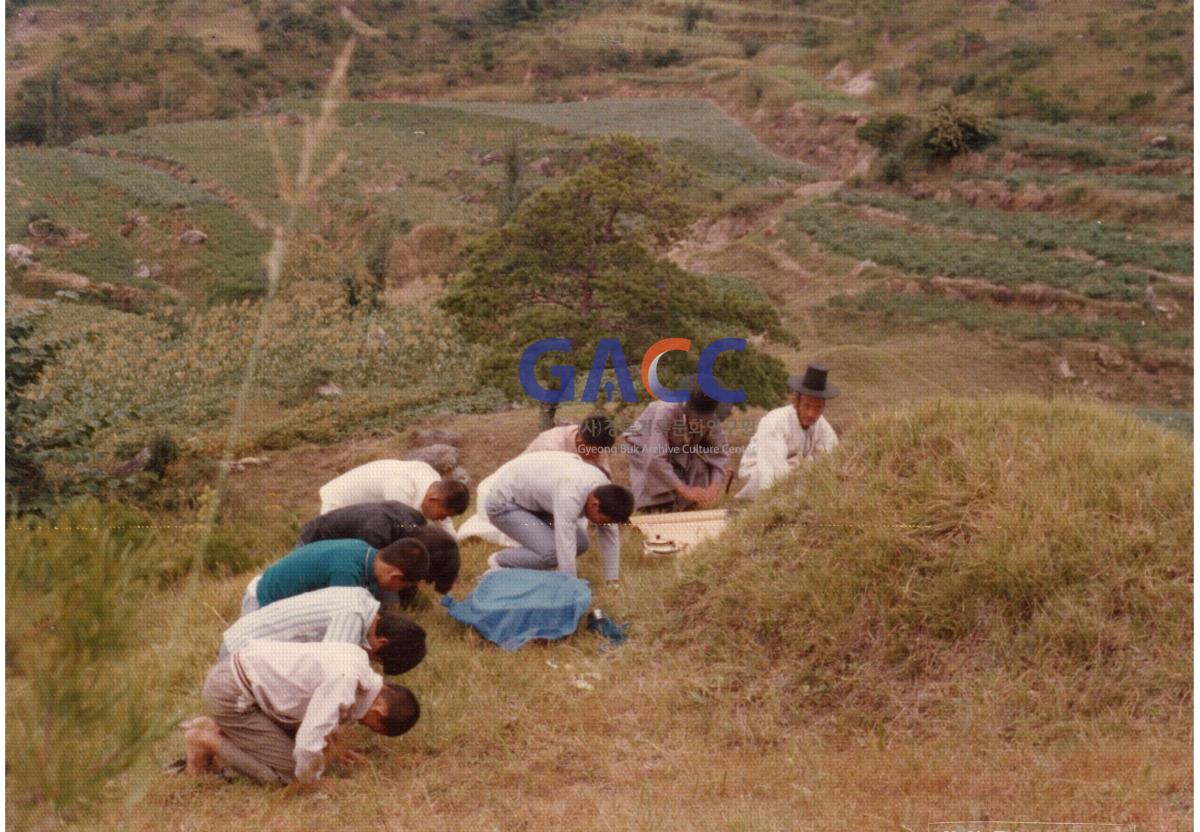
[
  {"xmin": 376, "ymin": 682, "xmax": 420, "ymax": 736},
  {"xmin": 374, "ymin": 612, "xmax": 427, "ymax": 675},
  {"xmin": 378, "ymin": 538, "xmax": 429, "ymax": 582},
  {"xmin": 431, "ymin": 479, "xmax": 470, "ymax": 515},
  {"xmin": 405, "ymin": 524, "xmax": 460, "ymax": 594},
  {"xmin": 579, "ymin": 413, "xmax": 616, "ymax": 450},
  {"xmin": 592, "ymin": 484, "xmax": 634, "ymax": 523}
]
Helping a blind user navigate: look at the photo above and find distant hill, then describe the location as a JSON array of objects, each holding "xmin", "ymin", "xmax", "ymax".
[{"xmin": 6, "ymin": 0, "xmax": 1192, "ymax": 145}]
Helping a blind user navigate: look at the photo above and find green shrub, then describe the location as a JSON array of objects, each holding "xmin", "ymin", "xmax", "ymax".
[
  {"xmin": 643, "ymin": 47, "xmax": 684, "ymax": 68},
  {"xmin": 1127, "ymin": 90, "xmax": 1156, "ymax": 109},
  {"xmin": 856, "ymin": 113, "xmax": 910, "ymax": 152},
  {"xmin": 799, "ymin": 23, "xmax": 829, "ymax": 48},
  {"xmin": 881, "ymin": 155, "xmax": 905, "ymax": 184},
  {"xmin": 7, "ymin": 500, "xmax": 174, "ymax": 826},
  {"xmin": 742, "ymin": 38, "xmax": 765, "ymax": 59},
  {"xmin": 1006, "ymin": 39, "xmax": 1053, "ymax": 72},
  {"xmin": 681, "ymin": 1, "xmax": 703, "ymax": 33},
  {"xmin": 951, "ymin": 73, "xmax": 977, "ymax": 95},
  {"xmin": 922, "ymin": 100, "xmax": 996, "ymax": 158}
]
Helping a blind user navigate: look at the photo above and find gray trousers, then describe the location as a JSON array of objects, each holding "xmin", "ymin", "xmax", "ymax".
[
  {"xmin": 202, "ymin": 660, "xmax": 297, "ymax": 786},
  {"xmin": 488, "ymin": 506, "xmax": 589, "ymax": 571}
]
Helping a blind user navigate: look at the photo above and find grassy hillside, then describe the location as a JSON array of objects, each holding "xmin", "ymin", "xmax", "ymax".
[
  {"xmin": 8, "ymin": 396, "xmax": 1191, "ymax": 831},
  {"xmin": 7, "ymin": 0, "xmax": 1191, "ymax": 146},
  {"xmin": 659, "ymin": 396, "xmax": 1192, "ymax": 738},
  {"xmin": 5, "ymin": 4, "xmax": 1193, "ymax": 827},
  {"xmin": 7, "ymin": 147, "xmax": 269, "ymax": 302}
]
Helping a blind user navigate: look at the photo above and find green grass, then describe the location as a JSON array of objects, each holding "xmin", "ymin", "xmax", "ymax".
[
  {"xmin": 959, "ymin": 168, "xmax": 1193, "ymax": 199},
  {"xmin": 77, "ymin": 103, "xmax": 543, "ymax": 231},
  {"xmin": 424, "ymin": 98, "xmax": 816, "ymax": 176},
  {"xmin": 826, "ymin": 287, "xmax": 1192, "ymax": 348},
  {"xmin": 786, "ymin": 202, "xmax": 1155, "ymax": 300},
  {"xmin": 658, "ymin": 395, "xmax": 1192, "ymax": 736},
  {"xmin": 762, "ymin": 65, "xmax": 863, "ymax": 112},
  {"xmin": 80, "ymin": 99, "xmax": 794, "ymax": 233},
  {"xmin": 994, "ymin": 120, "xmax": 1192, "ymax": 168},
  {"xmin": 838, "ymin": 191, "xmax": 1193, "ymax": 275},
  {"xmin": 7, "ymin": 149, "xmax": 268, "ymax": 296}
]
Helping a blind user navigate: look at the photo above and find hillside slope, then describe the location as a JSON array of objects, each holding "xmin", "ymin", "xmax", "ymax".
[{"xmin": 659, "ymin": 395, "xmax": 1192, "ymax": 739}]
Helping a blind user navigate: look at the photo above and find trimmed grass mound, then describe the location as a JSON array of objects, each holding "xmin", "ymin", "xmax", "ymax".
[{"xmin": 659, "ymin": 396, "xmax": 1192, "ymax": 740}]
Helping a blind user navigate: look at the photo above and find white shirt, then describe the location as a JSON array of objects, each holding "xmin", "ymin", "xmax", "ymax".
[
  {"xmin": 736, "ymin": 407, "xmax": 838, "ymax": 499},
  {"xmin": 222, "ymin": 586, "xmax": 380, "ymax": 655},
  {"xmin": 484, "ymin": 451, "xmax": 620, "ymax": 580},
  {"xmin": 230, "ymin": 640, "xmax": 383, "ymax": 782},
  {"xmin": 523, "ymin": 425, "xmax": 613, "ymax": 476},
  {"xmin": 319, "ymin": 460, "xmax": 453, "ymax": 534}
]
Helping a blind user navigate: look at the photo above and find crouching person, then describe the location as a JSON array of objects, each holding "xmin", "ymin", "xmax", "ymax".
[
  {"xmin": 220, "ymin": 586, "xmax": 426, "ymax": 676},
  {"xmin": 186, "ymin": 640, "xmax": 419, "ymax": 786}
]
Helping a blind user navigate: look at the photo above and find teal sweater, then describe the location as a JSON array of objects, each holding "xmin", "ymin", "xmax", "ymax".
[{"xmin": 256, "ymin": 538, "xmax": 378, "ymax": 607}]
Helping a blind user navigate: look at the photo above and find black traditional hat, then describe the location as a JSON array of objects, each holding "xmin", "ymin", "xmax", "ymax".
[
  {"xmin": 787, "ymin": 363, "xmax": 839, "ymax": 399},
  {"xmin": 679, "ymin": 374, "xmax": 718, "ymax": 414}
]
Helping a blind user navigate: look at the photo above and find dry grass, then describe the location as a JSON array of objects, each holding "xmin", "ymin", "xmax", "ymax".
[
  {"xmin": 661, "ymin": 396, "xmax": 1192, "ymax": 737},
  {"xmin": 58, "ymin": 397, "xmax": 1193, "ymax": 832}
]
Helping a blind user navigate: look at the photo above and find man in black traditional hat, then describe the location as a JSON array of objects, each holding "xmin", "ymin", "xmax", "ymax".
[
  {"xmin": 622, "ymin": 375, "xmax": 731, "ymax": 512},
  {"xmin": 735, "ymin": 363, "xmax": 840, "ymax": 500}
]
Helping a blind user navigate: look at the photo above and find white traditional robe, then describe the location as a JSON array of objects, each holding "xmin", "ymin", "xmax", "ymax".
[{"xmin": 736, "ymin": 406, "xmax": 838, "ymax": 500}]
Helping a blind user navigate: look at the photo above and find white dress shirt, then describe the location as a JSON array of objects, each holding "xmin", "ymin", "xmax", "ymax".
[
  {"xmin": 523, "ymin": 424, "xmax": 613, "ymax": 476},
  {"xmin": 230, "ymin": 640, "xmax": 383, "ymax": 782},
  {"xmin": 318, "ymin": 459, "xmax": 454, "ymax": 534},
  {"xmin": 736, "ymin": 407, "xmax": 838, "ymax": 499}
]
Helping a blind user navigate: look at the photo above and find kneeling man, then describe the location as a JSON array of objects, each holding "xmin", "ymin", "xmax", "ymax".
[
  {"xmin": 185, "ymin": 640, "xmax": 419, "ymax": 786},
  {"xmin": 623, "ymin": 376, "xmax": 731, "ymax": 512},
  {"xmin": 484, "ymin": 451, "xmax": 633, "ymax": 583}
]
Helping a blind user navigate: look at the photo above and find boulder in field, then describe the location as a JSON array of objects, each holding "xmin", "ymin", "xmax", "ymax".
[
  {"xmin": 412, "ymin": 428, "xmax": 465, "ymax": 447},
  {"xmin": 28, "ymin": 218, "xmax": 90, "ymax": 246},
  {"xmin": 527, "ymin": 157, "xmax": 553, "ymax": 176},
  {"xmin": 316, "ymin": 381, "xmax": 344, "ymax": 398},
  {"xmin": 850, "ymin": 258, "xmax": 878, "ymax": 278},
  {"xmin": 117, "ymin": 447, "xmax": 152, "ymax": 476},
  {"xmin": 179, "ymin": 229, "xmax": 208, "ymax": 245},
  {"xmin": 6, "ymin": 244, "xmax": 34, "ymax": 266},
  {"xmin": 402, "ymin": 443, "xmax": 458, "ymax": 474}
]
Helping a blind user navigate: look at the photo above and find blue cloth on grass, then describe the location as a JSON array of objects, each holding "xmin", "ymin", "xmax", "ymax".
[{"xmin": 441, "ymin": 569, "xmax": 592, "ymax": 651}]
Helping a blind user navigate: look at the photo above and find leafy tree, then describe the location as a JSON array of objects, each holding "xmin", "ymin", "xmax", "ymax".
[{"xmin": 439, "ymin": 134, "xmax": 789, "ymax": 428}]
